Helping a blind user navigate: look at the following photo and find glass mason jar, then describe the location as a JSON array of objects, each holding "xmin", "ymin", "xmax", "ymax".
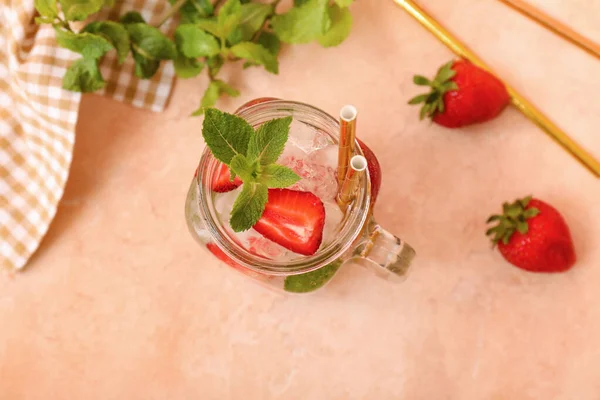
[{"xmin": 185, "ymin": 99, "xmax": 416, "ymax": 294}]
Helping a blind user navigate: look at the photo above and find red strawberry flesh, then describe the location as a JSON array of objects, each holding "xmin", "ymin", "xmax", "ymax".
[
  {"xmin": 212, "ymin": 162, "xmax": 242, "ymax": 193},
  {"xmin": 357, "ymin": 138, "xmax": 382, "ymax": 205},
  {"xmin": 253, "ymin": 189, "xmax": 325, "ymax": 256}
]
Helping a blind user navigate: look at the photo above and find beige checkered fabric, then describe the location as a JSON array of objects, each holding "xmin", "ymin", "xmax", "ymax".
[
  {"xmin": 95, "ymin": 0, "xmax": 177, "ymax": 112},
  {"xmin": 0, "ymin": 0, "xmax": 177, "ymax": 270}
]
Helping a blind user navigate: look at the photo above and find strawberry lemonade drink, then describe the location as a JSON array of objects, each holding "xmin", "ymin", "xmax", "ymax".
[{"xmin": 185, "ymin": 99, "xmax": 415, "ymax": 294}]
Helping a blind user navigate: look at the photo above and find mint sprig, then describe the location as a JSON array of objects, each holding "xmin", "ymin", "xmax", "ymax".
[
  {"xmin": 34, "ymin": 0, "xmax": 354, "ymax": 105},
  {"xmin": 202, "ymin": 108, "xmax": 300, "ymax": 232}
]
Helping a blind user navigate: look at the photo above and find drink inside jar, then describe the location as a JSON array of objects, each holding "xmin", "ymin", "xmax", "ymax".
[{"xmin": 213, "ymin": 119, "xmax": 346, "ymax": 262}]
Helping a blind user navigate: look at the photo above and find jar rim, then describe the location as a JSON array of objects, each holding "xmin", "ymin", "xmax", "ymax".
[{"xmin": 195, "ymin": 99, "xmax": 371, "ymax": 276}]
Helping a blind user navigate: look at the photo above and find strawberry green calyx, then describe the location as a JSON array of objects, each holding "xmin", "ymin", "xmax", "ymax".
[
  {"xmin": 408, "ymin": 60, "xmax": 459, "ymax": 120},
  {"xmin": 486, "ymin": 196, "xmax": 541, "ymax": 246}
]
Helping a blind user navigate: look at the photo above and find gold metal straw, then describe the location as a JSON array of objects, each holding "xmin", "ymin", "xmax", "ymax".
[
  {"xmin": 337, "ymin": 155, "xmax": 367, "ymax": 209},
  {"xmin": 499, "ymin": 0, "xmax": 600, "ymax": 60},
  {"xmin": 337, "ymin": 105, "xmax": 358, "ymax": 187},
  {"xmin": 393, "ymin": 0, "xmax": 600, "ymax": 178}
]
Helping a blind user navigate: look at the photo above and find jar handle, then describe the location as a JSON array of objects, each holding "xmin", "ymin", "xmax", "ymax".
[{"xmin": 349, "ymin": 218, "xmax": 416, "ymax": 281}]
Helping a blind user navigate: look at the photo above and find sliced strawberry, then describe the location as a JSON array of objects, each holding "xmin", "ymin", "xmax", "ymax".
[
  {"xmin": 212, "ymin": 162, "xmax": 242, "ymax": 193},
  {"xmin": 253, "ymin": 189, "xmax": 325, "ymax": 256},
  {"xmin": 357, "ymin": 139, "xmax": 382, "ymax": 205}
]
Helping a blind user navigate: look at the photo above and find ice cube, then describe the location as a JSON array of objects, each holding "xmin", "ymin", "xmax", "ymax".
[
  {"xmin": 323, "ymin": 201, "xmax": 344, "ymax": 244},
  {"xmin": 214, "ymin": 187, "xmax": 242, "ymax": 217},
  {"xmin": 287, "ymin": 120, "xmax": 330, "ymax": 154}
]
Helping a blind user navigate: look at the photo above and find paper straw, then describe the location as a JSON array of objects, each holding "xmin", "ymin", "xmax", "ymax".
[
  {"xmin": 337, "ymin": 155, "xmax": 367, "ymax": 209},
  {"xmin": 499, "ymin": 0, "xmax": 600, "ymax": 60},
  {"xmin": 392, "ymin": 0, "xmax": 600, "ymax": 178},
  {"xmin": 337, "ymin": 105, "xmax": 358, "ymax": 187}
]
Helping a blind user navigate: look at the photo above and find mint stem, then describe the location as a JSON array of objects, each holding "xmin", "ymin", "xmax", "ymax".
[{"xmin": 157, "ymin": 0, "xmax": 187, "ymax": 28}]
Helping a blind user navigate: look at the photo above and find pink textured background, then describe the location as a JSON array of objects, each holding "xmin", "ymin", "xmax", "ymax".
[{"xmin": 2, "ymin": 0, "xmax": 600, "ymax": 398}]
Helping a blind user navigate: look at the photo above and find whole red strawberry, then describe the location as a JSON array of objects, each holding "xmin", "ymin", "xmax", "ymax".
[
  {"xmin": 486, "ymin": 196, "xmax": 576, "ymax": 273},
  {"xmin": 409, "ymin": 59, "xmax": 510, "ymax": 128}
]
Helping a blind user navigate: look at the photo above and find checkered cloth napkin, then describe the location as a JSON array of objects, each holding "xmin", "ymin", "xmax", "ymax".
[{"xmin": 0, "ymin": 0, "xmax": 177, "ymax": 271}]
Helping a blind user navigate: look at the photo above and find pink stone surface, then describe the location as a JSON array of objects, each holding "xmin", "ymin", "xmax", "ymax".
[{"xmin": 2, "ymin": 0, "xmax": 600, "ymax": 398}]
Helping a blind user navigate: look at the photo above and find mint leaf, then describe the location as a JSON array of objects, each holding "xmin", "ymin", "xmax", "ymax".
[
  {"xmin": 217, "ymin": 0, "xmax": 242, "ymax": 39},
  {"xmin": 35, "ymin": 0, "xmax": 58, "ymax": 17},
  {"xmin": 318, "ymin": 4, "xmax": 352, "ymax": 47},
  {"xmin": 230, "ymin": 42, "xmax": 278, "ymax": 74},
  {"xmin": 54, "ymin": 27, "xmax": 114, "ymax": 59},
  {"xmin": 237, "ymin": 3, "xmax": 272, "ymax": 41},
  {"xmin": 260, "ymin": 165, "xmax": 300, "ymax": 188},
  {"xmin": 193, "ymin": 81, "xmax": 221, "ymax": 115},
  {"xmin": 294, "ymin": 0, "xmax": 310, "ymax": 5},
  {"xmin": 126, "ymin": 24, "xmax": 177, "ymax": 60},
  {"xmin": 196, "ymin": 18, "xmax": 222, "ymax": 38},
  {"xmin": 175, "ymin": 24, "xmax": 220, "ymax": 58},
  {"xmin": 35, "ymin": 16, "xmax": 56, "ymax": 25},
  {"xmin": 174, "ymin": 53, "xmax": 204, "ymax": 78},
  {"xmin": 192, "ymin": 80, "xmax": 239, "ymax": 115},
  {"xmin": 271, "ymin": 0, "xmax": 330, "ymax": 44},
  {"xmin": 169, "ymin": 0, "xmax": 214, "ymax": 23},
  {"xmin": 247, "ymin": 116, "xmax": 292, "ymax": 165},
  {"xmin": 120, "ymin": 11, "xmax": 146, "ymax": 24},
  {"xmin": 59, "ymin": 0, "xmax": 104, "ymax": 21},
  {"xmin": 257, "ymin": 32, "xmax": 281, "ymax": 56},
  {"xmin": 244, "ymin": 32, "xmax": 280, "ymax": 69},
  {"xmin": 83, "ymin": 21, "xmax": 130, "ymax": 64},
  {"xmin": 215, "ymin": 80, "xmax": 240, "ymax": 97},
  {"xmin": 284, "ymin": 260, "xmax": 342, "ymax": 293},
  {"xmin": 62, "ymin": 58, "xmax": 105, "ymax": 92},
  {"xmin": 125, "ymin": 23, "xmax": 176, "ymax": 78},
  {"xmin": 230, "ymin": 182, "xmax": 268, "ymax": 232},
  {"xmin": 207, "ymin": 55, "xmax": 224, "ymax": 76},
  {"xmin": 334, "ymin": 0, "xmax": 353, "ymax": 6},
  {"xmin": 131, "ymin": 54, "xmax": 160, "ymax": 79},
  {"xmin": 230, "ymin": 154, "xmax": 258, "ymax": 183},
  {"xmin": 201, "ymin": 108, "xmax": 254, "ymax": 164}
]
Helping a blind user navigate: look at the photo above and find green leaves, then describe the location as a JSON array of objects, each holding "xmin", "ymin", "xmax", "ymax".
[
  {"xmin": 170, "ymin": 0, "xmax": 214, "ymax": 24},
  {"xmin": 35, "ymin": 0, "xmax": 58, "ymax": 17},
  {"xmin": 333, "ymin": 0, "xmax": 353, "ymax": 6},
  {"xmin": 174, "ymin": 53, "xmax": 204, "ymax": 78},
  {"xmin": 408, "ymin": 61, "xmax": 459, "ymax": 121},
  {"xmin": 486, "ymin": 196, "xmax": 541, "ymax": 246},
  {"xmin": 59, "ymin": 0, "xmax": 105, "ymax": 21},
  {"xmin": 175, "ymin": 24, "xmax": 220, "ymax": 58},
  {"xmin": 318, "ymin": 4, "xmax": 352, "ymax": 48},
  {"xmin": 62, "ymin": 58, "xmax": 105, "ymax": 92},
  {"xmin": 54, "ymin": 27, "xmax": 114, "ymax": 59},
  {"xmin": 272, "ymin": 0, "xmax": 330, "ymax": 44},
  {"xmin": 193, "ymin": 79, "xmax": 240, "ymax": 114},
  {"xmin": 120, "ymin": 11, "xmax": 146, "ymax": 24},
  {"xmin": 260, "ymin": 165, "xmax": 300, "ymax": 188},
  {"xmin": 82, "ymin": 21, "xmax": 130, "ymax": 64},
  {"xmin": 247, "ymin": 116, "xmax": 291, "ymax": 164},
  {"xmin": 201, "ymin": 109, "xmax": 300, "ymax": 232},
  {"xmin": 230, "ymin": 182, "xmax": 268, "ymax": 232},
  {"xmin": 39, "ymin": 0, "xmax": 355, "ymax": 105},
  {"xmin": 196, "ymin": 18, "xmax": 222, "ymax": 38},
  {"xmin": 236, "ymin": 3, "xmax": 273, "ymax": 41},
  {"xmin": 218, "ymin": 0, "xmax": 242, "ymax": 39},
  {"xmin": 230, "ymin": 42, "xmax": 278, "ymax": 74},
  {"xmin": 124, "ymin": 23, "xmax": 177, "ymax": 78},
  {"xmin": 284, "ymin": 260, "xmax": 342, "ymax": 293},
  {"xmin": 202, "ymin": 108, "xmax": 253, "ymax": 164}
]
